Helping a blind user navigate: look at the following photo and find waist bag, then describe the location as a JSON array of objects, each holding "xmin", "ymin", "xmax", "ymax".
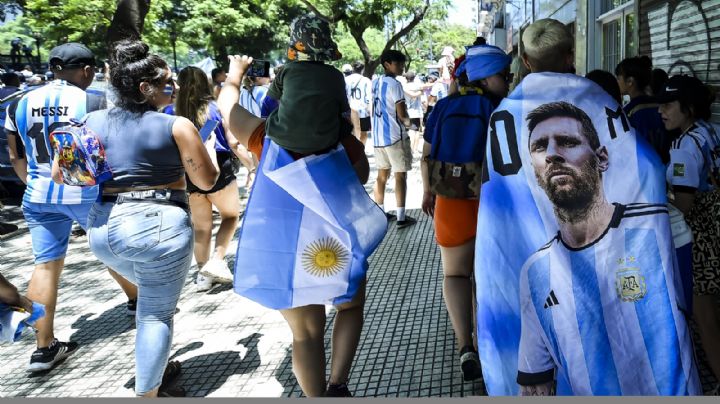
[{"xmin": 427, "ymin": 108, "xmax": 487, "ymax": 199}]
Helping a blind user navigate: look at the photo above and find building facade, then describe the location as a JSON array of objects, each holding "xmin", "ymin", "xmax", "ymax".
[{"xmin": 487, "ymin": 0, "xmax": 720, "ymax": 121}]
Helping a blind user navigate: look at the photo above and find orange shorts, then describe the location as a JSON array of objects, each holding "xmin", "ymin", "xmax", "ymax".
[
  {"xmin": 434, "ymin": 196, "xmax": 479, "ymax": 248},
  {"xmin": 246, "ymin": 120, "xmax": 365, "ymax": 165}
]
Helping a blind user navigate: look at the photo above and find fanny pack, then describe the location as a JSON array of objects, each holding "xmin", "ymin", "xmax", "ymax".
[
  {"xmin": 101, "ymin": 189, "xmax": 188, "ymax": 210},
  {"xmin": 427, "ymin": 103, "xmax": 486, "ymax": 199}
]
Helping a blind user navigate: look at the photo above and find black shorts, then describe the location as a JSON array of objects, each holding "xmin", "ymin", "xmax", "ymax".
[
  {"xmin": 187, "ymin": 151, "xmax": 237, "ymax": 194},
  {"xmin": 359, "ymin": 117, "xmax": 371, "ymax": 132},
  {"xmin": 409, "ymin": 118, "xmax": 422, "ymax": 131}
]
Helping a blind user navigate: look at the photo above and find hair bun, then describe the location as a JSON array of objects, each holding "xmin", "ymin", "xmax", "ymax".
[{"xmin": 111, "ymin": 40, "xmax": 150, "ymax": 65}]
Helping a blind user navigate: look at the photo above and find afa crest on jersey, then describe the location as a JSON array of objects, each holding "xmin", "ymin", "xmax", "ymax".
[{"xmin": 615, "ymin": 258, "xmax": 647, "ymax": 302}]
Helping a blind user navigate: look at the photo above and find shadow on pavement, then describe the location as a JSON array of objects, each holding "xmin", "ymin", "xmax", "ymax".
[{"xmin": 121, "ymin": 333, "xmax": 264, "ymax": 397}]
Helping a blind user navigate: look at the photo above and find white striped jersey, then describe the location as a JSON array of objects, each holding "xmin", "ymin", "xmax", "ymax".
[
  {"xmin": 5, "ymin": 80, "xmax": 105, "ymax": 204},
  {"xmin": 371, "ymin": 75, "xmax": 407, "ymax": 147},
  {"xmin": 345, "ymin": 73, "xmax": 372, "ymax": 118},
  {"xmin": 239, "ymin": 85, "xmax": 268, "ymax": 117},
  {"xmin": 666, "ymin": 120, "xmax": 720, "ymax": 193},
  {"xmin": 518, "ymin": 203, "xmax": 700, "ymax": 396},
  {"xmin": 430, "ymin": 82, "xmax": 448, "ymax": 101}
]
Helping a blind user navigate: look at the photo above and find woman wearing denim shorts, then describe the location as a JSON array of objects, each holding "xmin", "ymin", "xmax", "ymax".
[{"xmin": 54, "ymin": 40, "xmax": 218, "ymax": 397}]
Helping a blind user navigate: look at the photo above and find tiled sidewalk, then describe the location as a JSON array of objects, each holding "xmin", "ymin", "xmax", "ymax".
[
  {"xmin": 0, "ymin": 204, "xmax": 484, "ymax": 397},
  {"xmin": 0, "ymin": 148, "xmax": 716, "ymax": 396}
]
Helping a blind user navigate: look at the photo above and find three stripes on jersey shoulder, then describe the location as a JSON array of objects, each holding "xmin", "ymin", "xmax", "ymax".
[{"xmin": 622, "ymin": 203, "xmax": 668, "ymax": 218}]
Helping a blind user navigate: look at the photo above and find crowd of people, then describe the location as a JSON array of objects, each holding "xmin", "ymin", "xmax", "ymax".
[{"xmin": 0, "ymin": 8, "xmax": 718, "ymax": 398}]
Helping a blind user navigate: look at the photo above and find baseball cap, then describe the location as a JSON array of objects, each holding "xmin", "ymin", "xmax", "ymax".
[
  {"xmin": 341, "ymin": 64, "xmax": 352, "ymax": 73},
  {"xmin": 49, "ymin": 43, "xmax": 95, "ymax": 70},
  {"xmin": 656, "ymin": 75, "xmax": 704, "ymax": 104}
]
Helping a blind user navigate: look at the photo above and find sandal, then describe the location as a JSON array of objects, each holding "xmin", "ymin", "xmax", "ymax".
[{"xmin": 161, "ymin": 360, "xmax": 182, "ymax": 388}]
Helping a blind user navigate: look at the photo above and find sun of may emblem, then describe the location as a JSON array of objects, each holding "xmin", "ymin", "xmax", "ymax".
[{"xmin": 301, "ymin": 238, "xmax": 349, "ymax": 277}]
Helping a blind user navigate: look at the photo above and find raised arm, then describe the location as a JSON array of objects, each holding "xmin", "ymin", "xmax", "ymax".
[{"xmin": 217, "ymin": 55, "xmax": 265, "ymax": 148}]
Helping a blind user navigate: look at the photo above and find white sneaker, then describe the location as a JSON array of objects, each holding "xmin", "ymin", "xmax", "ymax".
[
  {"xmin": 199, "ymin": 259, "xmax": 233, "ymax": 284},
  {"xmin": 195, "ymin": 272, "xmax": 214, "ymax": 292}
]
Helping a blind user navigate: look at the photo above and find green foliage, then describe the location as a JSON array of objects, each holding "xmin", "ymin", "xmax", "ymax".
[
  {"xmin": 0, "ymin": 15, "xmax": 39, "ymax": 56},
  {"xmin": 12, "ymin": 0, "xmax": 470, "ymax": 75},
  {"xmin": 24, "ymin": 0, "xmax": 115, "ymax": 57}
]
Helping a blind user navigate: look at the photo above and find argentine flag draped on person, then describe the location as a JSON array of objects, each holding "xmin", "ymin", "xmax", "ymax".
[
  {"xmin": 474, "ymin": 72, "xmax": 700, "ymax": 395},
  {"xmin": 234, "ymin": 139, "xmax": 387, "ymax": 309}
]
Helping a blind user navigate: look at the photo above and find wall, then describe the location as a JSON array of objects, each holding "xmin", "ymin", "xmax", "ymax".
[{"xmin": 639, "ymin": 0, "xmax": 720, "ymax": 122}]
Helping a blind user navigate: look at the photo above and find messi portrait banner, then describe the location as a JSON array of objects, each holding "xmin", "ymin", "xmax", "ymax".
[
  {"xmin": 234, "ymin": 139, "xmax": 387, "ymax": 310},
  {"xmin": 475, "ymin": 73, "xmax": 700, "ymax": 396}
]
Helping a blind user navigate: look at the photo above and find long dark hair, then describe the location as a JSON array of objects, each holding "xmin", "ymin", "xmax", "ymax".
[{"xmin": 109, "ymin": 40, "xmax": 169, "ymax": 113}]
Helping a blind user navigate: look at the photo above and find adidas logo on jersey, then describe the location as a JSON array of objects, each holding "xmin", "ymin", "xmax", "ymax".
[{"xmin": 543, "ymin": 290, "xmax": 559, "ymax": 309}]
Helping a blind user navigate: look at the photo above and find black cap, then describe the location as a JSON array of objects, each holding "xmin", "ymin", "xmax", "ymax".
[
  {"xmin": 656, "ymin": 75, "xmax": 704, "ymax": 104},
  {"xmin": 48, "ymin": 43, "xmax": 95, "ymax": 70}
]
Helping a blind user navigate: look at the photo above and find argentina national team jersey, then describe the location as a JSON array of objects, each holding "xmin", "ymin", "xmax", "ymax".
[
  {"xmin": 345, "ymin": 73, "xmax": 371, "ymax": 118},
  {"xmin": 371, "ymin": 75, "xmax": 407, "ymax": 147},
  {"xmin": 667, "ymin": 121, "xmax": 720, "ymax": 193},
  {"xmin": 518, "ymin": 203, "xmax": 700, "ymax": 395},
  {"xmin": 5, "ymin": 80, "xmax": 105, "ymax": 204}
]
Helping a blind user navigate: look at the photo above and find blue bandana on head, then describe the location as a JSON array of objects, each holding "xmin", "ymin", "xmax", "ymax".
[{"xmin": 463, "ymin": 44, "xmax": 511, "ymax": 82}]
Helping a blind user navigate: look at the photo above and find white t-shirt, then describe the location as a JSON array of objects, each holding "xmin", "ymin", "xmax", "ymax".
[
  {"xmin": 344, "ymin": 73, "xmax": 372, "ymax": 118},
  {"xmin": 430, "ymin": 82, "xmax": 448, "ymax": 101},
  {"xmin": 404, "ymin": 80, "xmax": 423, "ymax": 119},
  {"xmin": 371, "ymin": 75, "xmax": 406, "ymax": 147}
]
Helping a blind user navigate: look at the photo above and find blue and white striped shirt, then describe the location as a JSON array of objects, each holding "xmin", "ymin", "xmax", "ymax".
[
  {"xmin": 518, "ymin": 203, "xmax": 700, "ymax": 395},
  {"xmin": 5, "ymin": 80, "xmax": 105, "ymax": 204},
  {"xmin": 371, "ymin": 75, "xmax": 406, "ymax": 147}
]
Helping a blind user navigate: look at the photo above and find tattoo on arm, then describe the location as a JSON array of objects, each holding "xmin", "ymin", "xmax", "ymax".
[{"xmin": 185, "ymin": 157, "xmax": 199, "ymax": 172}]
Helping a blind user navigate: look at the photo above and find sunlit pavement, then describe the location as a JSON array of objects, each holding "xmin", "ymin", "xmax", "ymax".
[{"xmin": 0, "ymin": 143, "xmax": 715, "ymax": 396}]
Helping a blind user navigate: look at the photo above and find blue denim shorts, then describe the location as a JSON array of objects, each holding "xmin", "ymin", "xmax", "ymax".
[{"xmin": 22, "ymin": 201, "xmax": 93, "ymax": 264}]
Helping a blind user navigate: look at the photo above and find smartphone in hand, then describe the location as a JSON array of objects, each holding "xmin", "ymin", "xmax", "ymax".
[
  {"xmin": 198, "ymin": 119, "xmax": 219, "ymax": 142},
  {"xmin": 247, "ymin": 59, "xmax": 271, "ymax": 78}
]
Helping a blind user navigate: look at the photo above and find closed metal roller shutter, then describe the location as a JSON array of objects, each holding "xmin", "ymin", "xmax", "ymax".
[{"xmin": 639, "ymin": 0, "xmax": 720, "ymax": 122}]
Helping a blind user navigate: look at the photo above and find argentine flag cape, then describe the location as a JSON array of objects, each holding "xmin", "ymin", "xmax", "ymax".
[
  {"xmin": 475, "ymin": 73, "xmax": 699, "ymax": 395},
  {"xmin": 234, "ymin": 139, "xmax": 387, "ymax": 309},
  {"xmin": 0, "ymin": 302, "xmax": 45, "ymax": 343}
]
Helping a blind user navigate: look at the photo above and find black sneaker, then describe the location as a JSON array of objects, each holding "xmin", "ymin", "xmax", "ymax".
[
  {"xmin": 459, "ymin": 345, "xmax": 482, "ymax": 381},
  {"xmin": 325, "ymin": 383, "xmax": 353, "ymax": 397},
  {"xmin": 126, "ymin": 299, "xmax": 137, "ymax": 316},
  {"xmin": 396, "ymin": 215, "xmax": 417, "ymax": 229},
  {"xmin": 28, "ymin": 339, "xmax": 79, "ymax": 372},
  {"xmin": 385, "ymin": 212, "xmax": 397, "ymax": 222}
]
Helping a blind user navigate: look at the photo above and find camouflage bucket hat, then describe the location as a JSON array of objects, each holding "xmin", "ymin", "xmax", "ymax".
[{"xmin": 287, "ymin": 13, "xmax": 342, "ymax": 62}]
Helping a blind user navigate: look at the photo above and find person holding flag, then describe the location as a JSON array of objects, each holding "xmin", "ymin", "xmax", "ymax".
[{"xmin": 217, "ymin": 13, "xmax": 387, "ymax": 397}]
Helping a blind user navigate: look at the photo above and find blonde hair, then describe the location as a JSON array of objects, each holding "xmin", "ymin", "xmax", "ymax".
[
  {"xmin": 521, "ymin": 19, "xmax": 573, "ymax": 72},
  {"xmin": 175, "ymin": 66, "xmax": 213, "ymax": 128}
]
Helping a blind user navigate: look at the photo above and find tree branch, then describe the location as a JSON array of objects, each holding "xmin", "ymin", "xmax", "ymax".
[
  {"xmin": 298, "ymin": 0, "xmax": 332, "ymax": 22},
  {"xmin": 382, "ymin": 0, "xmax": 430, "ymax": 54}
]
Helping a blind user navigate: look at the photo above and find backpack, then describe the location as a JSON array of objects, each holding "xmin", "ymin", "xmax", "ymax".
[{"xmin": 49, "ymin": 118, "xmax": 112, "ymax": 186}]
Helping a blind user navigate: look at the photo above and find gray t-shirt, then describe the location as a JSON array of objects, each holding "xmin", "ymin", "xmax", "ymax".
[{"xmin": 84, "ymin": 108, "xmax": 182, "ymax": 188}]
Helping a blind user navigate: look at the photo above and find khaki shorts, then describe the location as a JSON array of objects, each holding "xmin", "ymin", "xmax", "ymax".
[{"xmin": 374, "ymin": 138, "xmax": 413, "ymax": 172}]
